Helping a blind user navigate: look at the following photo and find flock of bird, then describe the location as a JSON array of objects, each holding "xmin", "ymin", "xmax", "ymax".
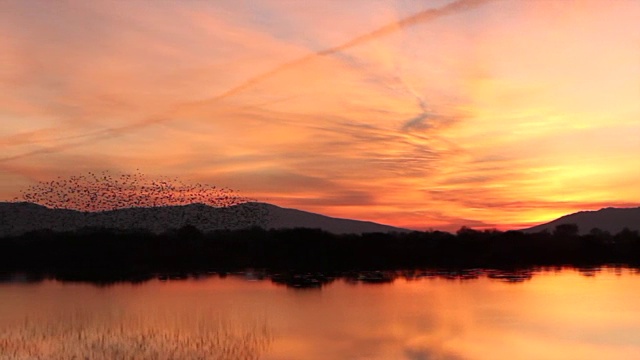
[
  {"xmin": 9, "ymin": 171, "xmax": 269, "ymax": 233},
  {"xmin": 18, "ymin": 171, "xmax": 251, "ymax": 212}
]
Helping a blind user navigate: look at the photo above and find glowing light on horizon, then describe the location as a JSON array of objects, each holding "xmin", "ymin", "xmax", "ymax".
[{"xmin": 1, "ymin": 0, "xmax": 639, "ymax": 230}]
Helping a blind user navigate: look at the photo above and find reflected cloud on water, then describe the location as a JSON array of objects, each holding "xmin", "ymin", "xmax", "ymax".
[{"xmin": 2, "ymin": 268, "xmax": 640, "ymax": 359}]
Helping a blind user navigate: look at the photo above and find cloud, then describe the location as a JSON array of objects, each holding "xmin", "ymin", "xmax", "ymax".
[
  {"xmin": 289, "ymin": 190, "xmax": 378, "ymax": 207},
  {"xmin": 2, "ymin": 0, "xmax": 640, "ymax": 230},
  {"xmin": 211, "ymin": 0, "xmax": 495, "ymax": 101},
  {"xmin": 402, "ymin": 112, "xmax": 460, "ymax": 133},
  {"xmin": 404, "ymin": 347, "xmax": 465, "ymax": 360},
  {"xmin": 0, "ymin": 0, "xmax": 493, "ymax": 162}
]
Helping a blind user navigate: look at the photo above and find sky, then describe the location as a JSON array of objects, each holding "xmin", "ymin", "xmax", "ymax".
[{"xmin": 1, "ymin": 0, "xmax": 639, "ymax": 231}]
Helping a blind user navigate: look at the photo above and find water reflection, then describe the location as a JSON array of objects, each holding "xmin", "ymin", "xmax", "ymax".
[
  {"xmin": 3, "ymin": 266, "xmax": 637, "ymax": 289},
  {"xmin": 1, "ymin": 268, "xmax": 640, "ymax": 360}
]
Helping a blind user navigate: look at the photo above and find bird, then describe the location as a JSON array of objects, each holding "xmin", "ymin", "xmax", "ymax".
[{"xmin": 18, "ymin": 170, "xmax": 267, "ymax": 232}]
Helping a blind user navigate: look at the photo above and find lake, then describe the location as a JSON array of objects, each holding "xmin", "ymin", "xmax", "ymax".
[{"xmin": 1, "ymin": 268, "xmax": 640, "ymax": 359}]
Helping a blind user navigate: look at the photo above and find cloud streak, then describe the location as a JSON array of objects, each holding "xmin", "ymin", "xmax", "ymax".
[
  {"xmin": 210, "ymin": 0, "xmax": 495, "ymax": 102},
  {"xmin": 1, "ymin": 0, "xmax": 493, "ymax": 162},
  {"xmin": 2, "ymin": 0, "xmax": 640, "ymax": 230}
]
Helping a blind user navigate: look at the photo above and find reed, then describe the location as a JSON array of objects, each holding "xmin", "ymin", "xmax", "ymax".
[{"xmin": 0, "ymin": 310, "xmax": 272, "ymax": 360}]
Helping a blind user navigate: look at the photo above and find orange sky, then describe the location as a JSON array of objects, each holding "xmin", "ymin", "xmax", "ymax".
[{"xmin": 1, "ymin": 0, "xmax": 639, "ymax": 231}]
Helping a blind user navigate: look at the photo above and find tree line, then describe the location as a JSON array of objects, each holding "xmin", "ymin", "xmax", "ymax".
[{"xmin": 1, "ymin": 223, "xmax": 639, "ymax": 283}]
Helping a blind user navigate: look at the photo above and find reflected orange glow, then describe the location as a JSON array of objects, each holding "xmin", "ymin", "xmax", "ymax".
[
  {"xmin": 1, "ymin": 0, "xmax": 639, "ymax": 229},
  {"xmin": 2, "ymin": 269, "xmax": 640, "ymax": 359}
]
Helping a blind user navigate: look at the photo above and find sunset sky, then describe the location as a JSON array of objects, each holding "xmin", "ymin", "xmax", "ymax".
[{"xmin": 1, "ymin": 0, "xmax": 639, "ymax": 231}]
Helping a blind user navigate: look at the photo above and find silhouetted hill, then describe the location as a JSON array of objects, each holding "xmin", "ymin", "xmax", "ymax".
[
  {"xmin": 524, "ymin": 207, "xmax": 640, "ymax": 234},
  {"xmin": 260, "ymin": 203, "xmax": 408, "ymax": 234},
  {"xmin": 0, "ymin": 202, "xmax": 408, "ymax": 236}
]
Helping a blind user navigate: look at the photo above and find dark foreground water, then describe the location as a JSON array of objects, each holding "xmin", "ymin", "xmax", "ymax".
[{"xmin": 1, "ymin": 268, "xmax": 640, "ymax": 360}]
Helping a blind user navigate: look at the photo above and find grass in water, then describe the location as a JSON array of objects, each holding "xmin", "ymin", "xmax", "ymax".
[{"xmin": 0, "ymin": 310, "xmax": 272, "ymax": 360}]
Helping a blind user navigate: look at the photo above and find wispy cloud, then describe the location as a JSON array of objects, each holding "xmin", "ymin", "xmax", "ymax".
[
  {"xmin": 1, "ymin": 0, "xmax": 639, "ymax": 230},
  {"xmin": 1, "ymin": 0, "xmax": 492, "ymax": 161}
]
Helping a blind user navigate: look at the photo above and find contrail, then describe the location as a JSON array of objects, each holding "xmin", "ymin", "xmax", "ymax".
[
  {"xmin": 0, "ymin": 117, "xmax": 167, "ymax": 163},
  {"xmin": 1, "ymin": 0, "xmax": 494, "ymax": 163},
  {"xmin": 207, "ymin": 0, "xmax": 494, "ymax": 102}
]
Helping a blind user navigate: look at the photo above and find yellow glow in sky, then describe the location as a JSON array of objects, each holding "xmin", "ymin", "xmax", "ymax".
[{"xmin": 1, "ymin": 0, "xmax": 639, "ymax": 230}]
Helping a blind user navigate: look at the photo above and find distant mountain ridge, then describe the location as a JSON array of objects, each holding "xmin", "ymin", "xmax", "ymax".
[
  {"xmin": 0, "ymin": 202, "xmax": 408, "ymax": 236},
  {"xmin": 524, "ymin": 207, "xmax": 640, "ymax": 234}
]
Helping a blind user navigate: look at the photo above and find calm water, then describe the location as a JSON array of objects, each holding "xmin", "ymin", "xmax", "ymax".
[{"xmin": 2, "ymin": 268, "xmax": 640, "ymax": 360}]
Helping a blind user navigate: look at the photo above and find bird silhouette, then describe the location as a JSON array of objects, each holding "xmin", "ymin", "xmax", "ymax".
[{"xmin": 18, "ymin": 170, "xmax": 268, "ymax": 232}]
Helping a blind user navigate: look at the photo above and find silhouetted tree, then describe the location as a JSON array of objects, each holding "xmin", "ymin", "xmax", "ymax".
[{"xmin": 3, "ymin": 224, "xmax": 640, "ymax": 283}]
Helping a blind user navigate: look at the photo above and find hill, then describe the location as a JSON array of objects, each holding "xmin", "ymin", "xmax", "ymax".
[
  {"xmin": 524, "ymin": 207, "xmax": 640, "ymax": 234},
  {"xmin": 0, "ymin": 202, "xmax": 408, "ymax": 236}
]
